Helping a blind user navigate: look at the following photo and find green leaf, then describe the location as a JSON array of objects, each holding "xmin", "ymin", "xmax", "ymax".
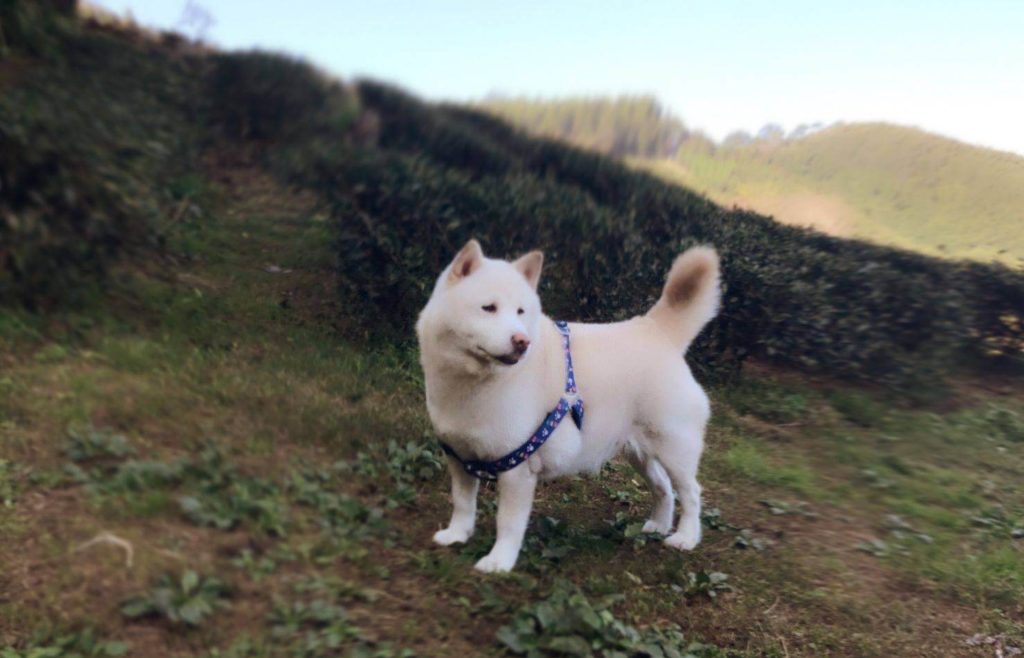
[
  {"xmin": 578, "ymin": 607, "xmax": 603, "ymax": 632},
  {"xmin": 624, "ymin": 521, "xmax": 645, "ymax": 538},
  {"xmin": 534, "ymin": 601, "xmax": 556, "ymax": 629},
  {"xmin": 120, "ymin": 598, "xmax": 153, "ymax": 618},
  {"xmin": 496, "ymin": 626, "xmax": 528, "ymax": 653},
  {"xmin": 181, "ymin": 569, "xmax": 200, "ymax": 594},
  {"xmin": 178, "ymin": 597, "xmax": 211, "ymax": 625},
  {"xmin": 544, "ymin": 635, "xmax": 591, "ymax": 655}
]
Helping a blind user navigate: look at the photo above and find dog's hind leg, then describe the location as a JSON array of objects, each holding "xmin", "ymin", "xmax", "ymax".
[
  {"xmin": 645, "ymin": 422, "xmax": 704, "ymax": 551},
  {"xmin": 433, "ymin": 456, "xmax": 480, "ymax": 546},
  {"xmin": 625, "ymin": 442, "xmax": 674, "ymax": 535}
]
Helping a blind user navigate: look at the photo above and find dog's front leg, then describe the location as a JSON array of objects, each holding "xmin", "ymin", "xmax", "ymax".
[
  {"xmin": 474, "ymin": 465, "xmax": 537, "ymax": 573},
  {"xmin": 433, "ymin": 456, "xmax": 479, "ymax": 546}
]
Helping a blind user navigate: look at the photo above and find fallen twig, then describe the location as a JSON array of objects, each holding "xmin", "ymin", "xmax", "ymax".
[{"xmin": 74, "ymin": 531, "xmax": 134, "ymax": 568}]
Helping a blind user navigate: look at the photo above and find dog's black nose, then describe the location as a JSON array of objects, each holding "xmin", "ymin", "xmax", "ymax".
[{"xmin": 511, "ymin": 333, "xmax": 530, "ymax": 354}]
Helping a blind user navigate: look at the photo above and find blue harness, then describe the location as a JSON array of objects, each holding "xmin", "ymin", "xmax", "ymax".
[{"xmin": 440, "ymin": 321, "xmax": 584, "ymax": 481}]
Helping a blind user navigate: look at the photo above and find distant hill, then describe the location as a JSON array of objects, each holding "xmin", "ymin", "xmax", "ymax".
[
  {"xmin": 668, "ymin": 123, "xmax": 1024, "ymax": 265},
  {"xmin": 482, "ymin": 99, "xmax": 1024, "ymax": 266}
]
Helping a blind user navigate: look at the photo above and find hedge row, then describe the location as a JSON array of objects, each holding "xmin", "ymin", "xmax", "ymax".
[
  {"xmin": 4, "ymin": 14, "xmax": 1021, "ymax": 387},
  {"xmin": 0, "ymin": 123, "xmax": 137, "ymax": 305},
  {"xmin": 0, "ymin": 12, "xmax": 205, "ymax": 306},
  {"xmin": 0, "ymin": 0, "xmax": 72, "ymax": 59},
  {"xmin": 205, "ymin": 51, "xmax": 358, "ymax": 144},
  {"xmin": 0, "ymin": 11, "xmax": 361, "ymax": 308},
  {"xmin": 301, "ymin": 81, "xmax": 1024, "ymax": 386}
]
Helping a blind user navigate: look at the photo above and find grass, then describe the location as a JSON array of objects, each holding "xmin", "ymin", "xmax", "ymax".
[
  {"xmin": 650, "ymin": 123, "xmax": 1024, "ymax": 266},
  {"xmin": 718, "ymin": 441, "xmax": 819, "ymax": 495},
  {"xmin": 3, "ymin": 157, "xmax": 1023, "ymax": 656}
]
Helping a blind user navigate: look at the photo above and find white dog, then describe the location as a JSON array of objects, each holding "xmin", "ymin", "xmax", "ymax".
[{"xmin": 416, "ymin": 239, "xmax": 720, "ymax": 572}]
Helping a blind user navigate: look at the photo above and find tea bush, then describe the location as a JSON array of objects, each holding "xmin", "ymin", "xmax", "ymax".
[
  {"xmin": 0, "ymin": 122, "xmax": 137, "ymax": 306},
  {"xmin": 0, "ymin": 0, "xmax": 73, "ymax": 59},
  {"xmin": 0, "ymin": 12, "xmax": 204, "ymax": 307},
  {"xmin": 304, "ymin": 80, "xmax": 1024, "ymax": 386},
  {"xmin": 206, "ymin": 50, "xmax": 358, "ymax": 144},
  {"xmin": 0, "ymin": 10, "xmax": 369, "ymax": 308}
]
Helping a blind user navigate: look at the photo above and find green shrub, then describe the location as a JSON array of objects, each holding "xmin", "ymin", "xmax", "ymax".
[
  {"xmin": 296, "ymin": 81, "xmax": 1024, "ymax": 387},
  {"xmin": 357, "ymin": 81, "xmax": 519, "ymax": 178},
  {"xmin": 0, "ymin": 18, "xmax": 204, "ymax": 307},
  {"xmin": 0, "ymin": 0, "xmax": 73, "ymax": 59},
  {"xmin": 326, "ymin": 150, "xmax": 633, "ymax": 329},
  {"xmin": 0, "ymin": 126, "xmax": 137, "ymax": 306},
  {"xmin": 206, "ymin": 51, "xmax": 358, "ymax": 144}
]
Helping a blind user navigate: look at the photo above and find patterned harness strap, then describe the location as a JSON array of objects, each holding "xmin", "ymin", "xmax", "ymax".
[
  {"xmin": 554, "ymin": 321, "xmax": 585, "ymax": 429},
  {"xmin": 440, "ymin": 320, "xmax": 584, "ymax": 481}
]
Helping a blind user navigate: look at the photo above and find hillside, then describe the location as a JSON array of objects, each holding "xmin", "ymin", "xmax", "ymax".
[
  {"xmin": 2, "ymin": 7, "xmax": 1024, "ymax": 657},
  {"xmin": 483, "ymin": 98, "xmax": 1024, "ymax": 265},
  {"xmin": 670, "ymin": 123, "xmax": 1024, "ymax": 264}
]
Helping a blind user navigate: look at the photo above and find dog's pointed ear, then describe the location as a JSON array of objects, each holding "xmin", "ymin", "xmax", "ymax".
[
  {"xmin": 513, "ymin": 250, "xmax": 544, "ymax": 290},
  {"xmin": 448, "ymin": 239, "xmax": 484, "ymax": 282}
]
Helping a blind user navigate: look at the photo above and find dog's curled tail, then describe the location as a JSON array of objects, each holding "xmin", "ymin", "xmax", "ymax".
[{"xmin": 646, "ymin": 246, "xmax": 721, "ymax": 350}]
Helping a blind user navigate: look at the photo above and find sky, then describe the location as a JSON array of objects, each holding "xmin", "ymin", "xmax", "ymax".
[{"xmin": 96, "ymin": 0, "xmax": 1024, "ymax": 155}]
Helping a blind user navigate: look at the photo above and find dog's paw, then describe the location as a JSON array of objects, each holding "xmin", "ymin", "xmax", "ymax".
[
  {"xmin": 433, "ymin": 527, "xmax": 472, "ymax": 546},
  {"xmin": 664, "ymin": 529, "xmax": 701, "ymax": 551},
  {"xmin": 641, "ymin": 519, "xmax": 671, "ymax": 535},
  {"xmin": 473, "ymin": 551, "xmax": 516, "ymax": 573}
]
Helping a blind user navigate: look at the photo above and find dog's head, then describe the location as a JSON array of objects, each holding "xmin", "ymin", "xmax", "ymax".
[{"xmin": 417, "ymin": 239, "xmax": 544, "ymax": 373}]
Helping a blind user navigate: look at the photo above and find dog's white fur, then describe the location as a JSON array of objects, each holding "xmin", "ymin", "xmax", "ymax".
[{"xmin": 416, "ymin": 240, "xmax": 720, "ymax": 572}]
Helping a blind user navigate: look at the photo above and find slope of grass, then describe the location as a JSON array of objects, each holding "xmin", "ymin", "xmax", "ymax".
[{"xmin": 670, "ymin": 123, "xmax": 1024, "ymax": 265}]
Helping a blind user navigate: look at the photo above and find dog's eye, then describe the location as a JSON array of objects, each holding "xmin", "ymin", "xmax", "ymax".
[
  {"xmin": 517, "ymin": 308, "xmax": 524, "ymax": 315},
  {"xmin": 482, "ymin": 304, "xmax": 497, "ymax": 313}
]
